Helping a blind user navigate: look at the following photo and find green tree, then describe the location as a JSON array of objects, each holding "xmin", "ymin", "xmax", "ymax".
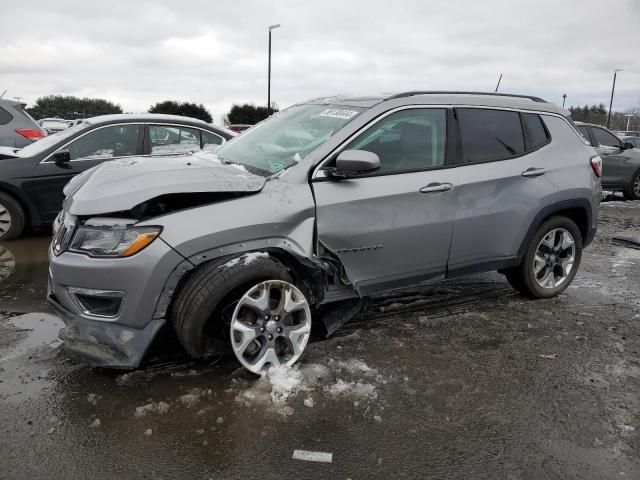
[
  {"xmin": 148, "ymin": 100, "xmax": 213, "ymax": 123},
  {"xmin": 224, "ymin": 103, "xmax": 278, "ymax": 125},
  {"xmin": 26, "ymin": 95, "xmax": 122, "ymax": 120}
]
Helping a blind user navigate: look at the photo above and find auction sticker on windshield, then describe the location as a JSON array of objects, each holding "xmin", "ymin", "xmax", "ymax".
[{"xmin": 318, "ymin": 108, "xmax": 360, "ymax": 120}]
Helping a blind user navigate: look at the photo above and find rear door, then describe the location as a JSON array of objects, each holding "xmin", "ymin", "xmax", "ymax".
[
  {"xmin": 447, "ymin": 108, "xmax": 552, "ymax": 274},
  {"xmin": 26, "ymin": 123, "xmax": 143, "ymax": 221},
  {"xmin": 313, "ymin": 107, "xmax": 458, "ymax": 293},
  {"xmin": 590, "ymin": 126, "xmax": 629, "ymax": 188}
]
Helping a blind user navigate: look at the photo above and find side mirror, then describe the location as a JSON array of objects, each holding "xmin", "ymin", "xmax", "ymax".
[
  {"xmin": 52, "ymin": 149, "xmax": 71, "ymax": 164},
  {"xmin": 622, "ymin": 141, "xmax": 635, "ymax": 150},
  {"xmin": 332, "ymin": 150, "xmax": 380, "ymax": 177}
]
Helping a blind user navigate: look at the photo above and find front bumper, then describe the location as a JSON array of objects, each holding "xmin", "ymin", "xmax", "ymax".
[
  {"xmin": 48, "ymin": 294, "xmax": 164, "ymax": 368},
  {"xmin": 47, "ymin": 236, "xmax": 187, "ymax": 368}
]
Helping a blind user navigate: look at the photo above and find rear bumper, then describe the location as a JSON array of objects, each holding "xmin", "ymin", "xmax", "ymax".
[{"xmin": 48, "ymin": 293, "xmax": 164, "ymax": 369}]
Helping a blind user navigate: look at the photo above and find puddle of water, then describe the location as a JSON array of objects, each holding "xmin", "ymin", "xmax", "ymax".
[
  {"xmin": 0, "ymin": 236, "xmax": 51, "ymax": 313},
  {"xmin": 0, "ymin": 312, "xmax": 63, "ymax": 363}
]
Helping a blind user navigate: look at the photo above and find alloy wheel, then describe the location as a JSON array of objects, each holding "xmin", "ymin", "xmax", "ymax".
[
  {"xmin": 0, "ymin": 201, "xmax": 12, "ymax": 237},
  {"xmin": 230, "ymin": 280, "xmax": 311, "ymax": 373},
  {"xmin": 533, "ymin": 228, "xmax": 576, "ymax": 289}
]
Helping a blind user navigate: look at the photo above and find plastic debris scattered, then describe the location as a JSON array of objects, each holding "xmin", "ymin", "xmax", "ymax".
[
  {"xmin": 89, "ymin": 419, "xmax": 101, "ymax": 428},
  {"xmin": 292, "ymin": 450, "xmax": 333, "ymax": 463}
]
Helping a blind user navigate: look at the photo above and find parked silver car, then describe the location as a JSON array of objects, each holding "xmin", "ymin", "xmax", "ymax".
[
  {"xmin": 0, "ymin": 99, "xmax": 47, "ymax": 147},
  {"xmin": 47, "ymin": 92, "xmax": 602, "ymax": 372}
]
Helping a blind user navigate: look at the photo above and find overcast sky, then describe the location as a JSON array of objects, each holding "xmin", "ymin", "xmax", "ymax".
[{"xmin": 1, "ymin": 0, "xmax": 638, "ymax": 123}]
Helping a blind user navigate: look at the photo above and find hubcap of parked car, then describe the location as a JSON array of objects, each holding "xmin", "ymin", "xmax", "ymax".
[
  {"xmin": 634, "ymin": 175, "xmax": 640, "ymax": 197},
  {"xmin": 533, "ymin": 228, "xmax": 576, "ymax": 289},
  {"xmin": 230, "ymin": 280, "xmax": 311, "ymax": 373},
  {"xmin": 0, "ymin": 201, "xmax": 12, "ymax": 237}
]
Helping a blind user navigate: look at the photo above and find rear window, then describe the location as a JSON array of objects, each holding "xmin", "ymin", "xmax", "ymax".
[
  {"xmin": 457, "ymin": 108, "xmax": 525, "ymax": 163},
  {"xmin": 0, "ymin": 106, "xmax": 12, "ymax": 125},
  {"xmin": 522, "ymin": 113, "xmax": 550, "ymax": 150}
]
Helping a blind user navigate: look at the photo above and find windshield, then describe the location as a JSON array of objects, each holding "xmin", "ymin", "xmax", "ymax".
[
  {"xmin": 18, "ymin": 122, "xmax": 90, "ymax": 156},
  {"xmin": 215, "ymin": 104, "xmax": 364, "ymax": 176}
]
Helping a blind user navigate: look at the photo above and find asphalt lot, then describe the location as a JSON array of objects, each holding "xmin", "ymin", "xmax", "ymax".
[{"xmin": 1, "ymin": 198, "xmax": 639, "ymax": 480}]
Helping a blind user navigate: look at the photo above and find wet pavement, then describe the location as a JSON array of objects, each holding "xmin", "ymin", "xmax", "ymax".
[{"xmin": 1, "ymin": 201, "xmax": 639, "ymax": 480}]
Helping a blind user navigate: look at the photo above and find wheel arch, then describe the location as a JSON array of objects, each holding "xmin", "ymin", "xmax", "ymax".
[{"xmin": 517, "ymin": 199, "xmax": 594, "ymax": 259}]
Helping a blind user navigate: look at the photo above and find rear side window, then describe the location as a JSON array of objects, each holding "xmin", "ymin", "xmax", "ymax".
[
  {"xmin": 0, "ymin": 106, "xmax": 12, "ymax": 125},
  {"xmin": 202, "ymin": 130, "xmax": 223, "ymax": 148},
  {"xmin": 592, "ymin": 127, "xmax": 621, "ymax": 148},
  {"xmin": 457, "ymin": 108, "xmax": 524, "ymax": 163},
  {"xmin": 522, "ymin": 113, "xmax": 549, "ymax": 150},
  {"xmin": 149, "ymin": 125, "xmax": 201, "ymax": 155}
]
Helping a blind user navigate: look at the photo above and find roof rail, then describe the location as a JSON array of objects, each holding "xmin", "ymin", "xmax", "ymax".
[{"xmin": 386, "ymin": 91, "xmax": 548, "ymax": 103}]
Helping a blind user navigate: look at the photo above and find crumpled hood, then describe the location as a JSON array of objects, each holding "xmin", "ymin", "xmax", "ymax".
[{"xmin": 63, "ymin": 154, "xmax": 266, "ymax": 216}]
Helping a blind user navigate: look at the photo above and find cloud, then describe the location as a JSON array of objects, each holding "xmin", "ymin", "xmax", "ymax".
[{"xmin": 1, "ymin": 0, "xmax": 638, "ymax": 122}]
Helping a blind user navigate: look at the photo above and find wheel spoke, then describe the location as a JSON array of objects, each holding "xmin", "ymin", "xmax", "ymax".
[
  {"xmin": 539, "ymin": 269, "xmax": 555, "ymax": 288},
  {"xmin": 250, "ymin": 346, "xmax": 280, "ymax": 371},
  {"xmin": 231, "ymin": 322, "xmax": 258, "ymax": 355},
  {"xmin": 533, "ymin": 254, "xmax": 546, "ymax": 275},
  {"xmin": 283, "ymin": 287, "xmax": 305, "ymax": 313},
  {"xmin": 540, "ymin": 232, "xmax": 556, "ymax": 250},
  {"xmin": 240, "ymin": 285, "xmax": 270, "ymax": 315},
  {"xmin": 559, "ymin": 231, "xmax": 574, "ymax": 251}
]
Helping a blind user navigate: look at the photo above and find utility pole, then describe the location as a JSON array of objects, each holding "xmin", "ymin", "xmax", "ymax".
[
  {"xmin": 607, "ymin": 69, "xmax": 622, "ymax": 129},
  {"xmin": 267, "ymin": 24, "xmax": 281, "ymax": 116},
  {"xmin": 625, "ymin": 114, "xmax": 634, "ymax": 131},
  {"xmin": 494, "ymin": 73, "xmax": 502, "ymax": 93}
]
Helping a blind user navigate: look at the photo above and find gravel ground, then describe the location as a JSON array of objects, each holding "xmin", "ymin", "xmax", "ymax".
[{"xmin": 0, "ymin": 199, "xmax": 639, "ymax": 480}]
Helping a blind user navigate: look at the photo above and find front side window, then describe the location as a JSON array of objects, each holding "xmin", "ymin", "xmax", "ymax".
[
  {"xmin": 457, "ymin": 108, "xmax": 524, "ymax": 163},
  {"xmin": 149, "ymin": 125, "xmax": 201, "ymax": 155},
  {"xmin": 66, "ymin": 124, "xmax": 140, "ymax": 160},
  {"xmin": 215, "ymin": 104, "xmax": 364, "ymax": 176},
  {"xmin": 592, "ymin": 128, "xmax": 621, "ymax": 148},
  {"xmin": 345, "ymin": 108, "xmax": 446, "ymax": 174}
]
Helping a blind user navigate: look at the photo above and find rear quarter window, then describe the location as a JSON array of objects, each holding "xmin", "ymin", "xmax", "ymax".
[
  {"xmin": 522, "ymin": 113, "xmax": 550, "ymax": 150},
  {"xmin": 0, "ymin": 106, "xmax": 13, "ymax": 125}
]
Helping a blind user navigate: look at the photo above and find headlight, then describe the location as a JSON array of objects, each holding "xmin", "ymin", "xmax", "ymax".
[{"xmin": 69, "ymin": 226, "xmax": 162, "ymax": 258}]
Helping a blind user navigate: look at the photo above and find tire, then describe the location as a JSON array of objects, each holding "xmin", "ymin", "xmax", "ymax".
[
  {"xmin": 622, "ymin": 170, "xmax": 640, "ymax": 201},
  {"xmin": 171, "ymin": 253, "xmax": 294, "ymax": 360},
  {"xmin": 0, "ymin": 192, "xmax": 26, "ymax": 241},
  {"xmin": 505, "ymin": 216, "xmax": 583, "ymax": 299}
]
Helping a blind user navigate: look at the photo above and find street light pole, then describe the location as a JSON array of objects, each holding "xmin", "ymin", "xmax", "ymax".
[
  {"xmin": 267, "ymin": 24, "xmax": 281, "ymax": 116},
  {"xmin": 562, "ymin": 94, "xmax": 567, "ymax": 108},
  {"xmin": 625, "ymin": 114, "xmax": 634, "ymax": 131},
  {"xmin": 607, "ymin": 69, "xmax": 622, "ymax": 129}
]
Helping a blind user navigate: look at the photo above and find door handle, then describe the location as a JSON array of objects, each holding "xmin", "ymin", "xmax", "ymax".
[
  {"xmin": 420, "ymin": 182, "xmax": 454, "ymax": 193},
  {"xmin": 521, "ymin": 167, "xmax": 546, "ymax": 178}
]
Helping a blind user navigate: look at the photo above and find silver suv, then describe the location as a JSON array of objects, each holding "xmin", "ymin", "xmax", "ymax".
[
  {"xmin": 47, "ymin": 92, "xmax": 602, "ymax": 372},
  {"xmin": 0, "ymin": 99, "xmax": 47, "ymax": 148}
]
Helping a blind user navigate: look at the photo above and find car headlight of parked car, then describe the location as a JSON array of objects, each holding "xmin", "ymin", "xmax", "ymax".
[{"xmin": 69, "ymin": 226, "xmax": 161, "ymax": 258}]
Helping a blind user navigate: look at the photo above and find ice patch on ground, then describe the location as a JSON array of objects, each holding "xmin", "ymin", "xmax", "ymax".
[
  {"xmin": 235, "ymin": 359, "xmax": 384, "ymax": 416},
  {"xmin": 134, "ymin": 401, "xmax": 170, "ymax": 417}
]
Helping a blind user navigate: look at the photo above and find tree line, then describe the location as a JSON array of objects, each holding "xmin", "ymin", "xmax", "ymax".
[
  {"xmin": 25, "ymin": 95, "xmax": 277, "ymax": 126},
  {"xmin": 25, "ymin": 95, "xmax": 640, "ymax": 132}
]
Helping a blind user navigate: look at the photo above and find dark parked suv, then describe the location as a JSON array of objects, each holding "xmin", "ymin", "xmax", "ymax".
[
  {"xmin": 0, "ymin": 114, "xmax": 234, "ymax": 240},
  {"xmin": 576, "ymin": 122, "xmax": 640, "ymax": 200},
  {"xmin": 48, "ymin": 92, "xmax": 602, "ymax": 372}
]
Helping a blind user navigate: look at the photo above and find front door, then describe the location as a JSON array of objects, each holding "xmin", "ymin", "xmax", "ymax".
[
  {"xmin": 591, "ymin": 126, "xmax": 629, "ymax": 189},
  {"xmin": 26, "ymin": 123, "xmax": 142, "ymax": 222},
  {"xmin": 313, "ymin": 107, "xmax": 457, "ymax": 294}
]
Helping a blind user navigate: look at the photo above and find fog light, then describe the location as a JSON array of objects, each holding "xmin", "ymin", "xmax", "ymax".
[{"xmin": 68, "ymin": 287, "xmax": 125, "ymax": 318}]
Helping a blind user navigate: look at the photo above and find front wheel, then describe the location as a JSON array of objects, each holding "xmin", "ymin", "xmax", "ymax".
[
  {"xmin": 506, "ymin": 216, "xmax": 583, "ymax": 298},
  {"xmin": 623, "ymin": 170, "xmax": 640, "ymax": 201},
  {"xmin": 171, "ymin": 253, "xmax": 312, "ymax": 373}
]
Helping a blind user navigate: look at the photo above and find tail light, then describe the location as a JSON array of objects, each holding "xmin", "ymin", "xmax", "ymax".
[
  {"xmin": 15, "ymin": 128, "xmax": 47, "ymax": 141},
  {"xmin": 590, "ymin": 155, "xmax": 602, "ymax": 177}
]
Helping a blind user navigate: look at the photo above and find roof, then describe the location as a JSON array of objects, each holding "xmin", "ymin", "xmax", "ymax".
[
  {"xmin": 304, "ymin": 91, "xmax": 566, "ymax": 114},
  {"xmin": 85, "ymin": 113, "xmax": 212, "ymax": 126}
]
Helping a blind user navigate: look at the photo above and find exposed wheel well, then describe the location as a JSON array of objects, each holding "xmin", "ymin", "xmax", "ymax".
[{"xmin": 547, "ymin": 207, "xmax": 589, "ymax": 243}]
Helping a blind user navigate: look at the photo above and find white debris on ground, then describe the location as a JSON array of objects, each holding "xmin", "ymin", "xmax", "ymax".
[
  {"xmin": 134, "ymin": 401, "xmax": 170, "ymax": 417},
  {"xmin": 89, "ymin": 418, "xmax": 101, "ymax": 428},
  {"xmin": 234, "ymin": 358, "xmax": 386, "ymax": 416}
]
